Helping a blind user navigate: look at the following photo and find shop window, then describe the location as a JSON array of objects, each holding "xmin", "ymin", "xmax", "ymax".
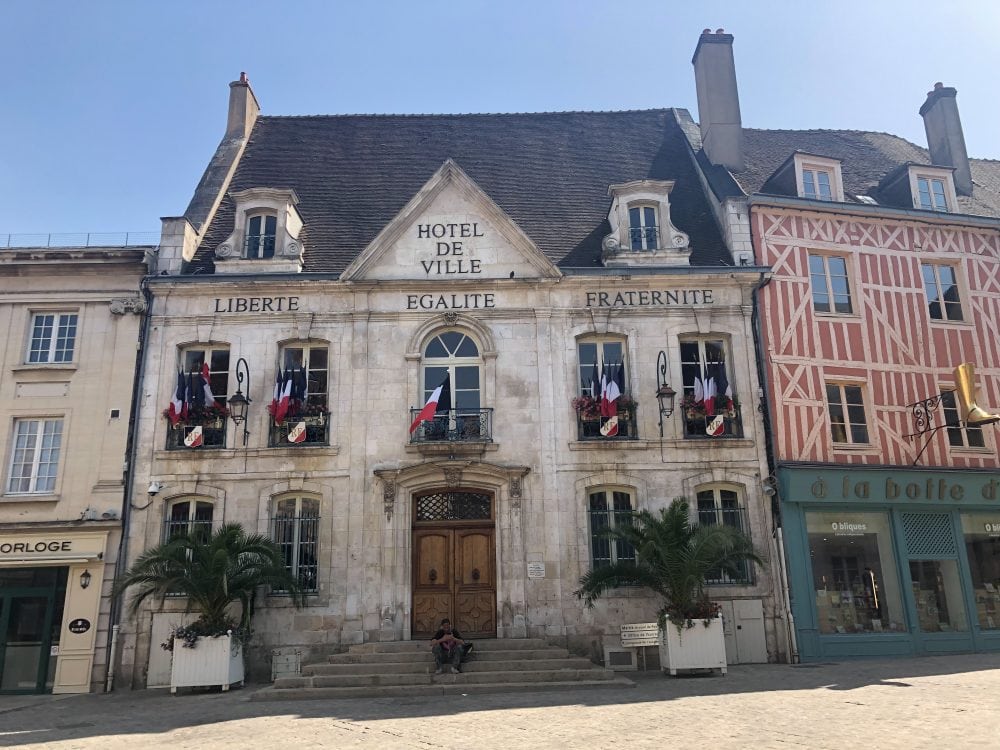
[
  {"xmin": 574, "ymin": 337, "xmax": 635, "ymax": 440},
  {"xmin": 962, "ymin": 513, "xmax": 1000, "ymax": 630},
  {"xmin": 908, "ymin": 559, "xmax": 968, "ymax": 633},
  {"xmin": 826, "ymin": 383, "xmax": 869, "ymax": 445},
  {"xmin": 268, "ymin": 344, "xmax": 329, "ymax": 446},
  {"xmin": 806, "ymin": 511, "xmax": 905, "ymax": 634},
  {"xmin": 627, "ymin": 204, "xmax": 658, "ymax": 250},
  {"xmin": 271, "ymin": 496, "xmax": 320, "ymax": 593},
  {"xmin": 921, "ymin": 264, "xmax": 964, "ymax": 322},
  {"xmin": 941, "ymin": 390, "xmax": 986, "ymax": 448},
  {"xmin": 808, "ymin": 254, "xmax": 853, "ymax": 314},
  {"xmin": 245, "ymin": 213, "xmax": 277, "ymax": 259},
  {"xmin": 166, "ymin": 346, "xmax": 230, "ymax": 450},
  {"xmin": 679, "ymin": 338, "xmax": 741, "ymax": 438},
  {"xmin": 164, "ymin": 499, "xmax": 214, "ymax": 542},
  {"xmin": 588, "ymin": 488, "xmax": 635, "ymax": 569},
  {"xmin": 6, "ymin": 418, "xmax": 62, "ymax": 495},
  {"xmin": 412, "ymin": 330, "xmax": 489, "ymax": 442},
  {"xmin": 696, "ymin": 486, "xmax": 753, "ymax": 585},
  {"xmin": 26, "ymin": 312, "xmax": 78, "ymax": 364}
]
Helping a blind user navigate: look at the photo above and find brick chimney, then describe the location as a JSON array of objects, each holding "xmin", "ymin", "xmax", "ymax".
[
  {"xmin": 226, "ymin": 71, "xmax": 260, "ymax": 140},
  {"xmin": 692, "ymin": 28, "xmax": 744, "ymax": 171},
  {"xmin": 919, "ymin": 82, "xmax": 972, "ymax": 196}
]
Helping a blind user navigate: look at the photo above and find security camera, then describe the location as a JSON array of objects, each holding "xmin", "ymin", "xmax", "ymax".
[{"xmin": 147, "ymin": 481, "xmax": 164, "ymax": 496}]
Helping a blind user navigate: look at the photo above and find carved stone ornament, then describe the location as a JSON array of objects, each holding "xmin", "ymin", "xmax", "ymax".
[
  {"xmin": 280, "ymin": 239, "xmax": 302, "ymax": 258},
  {"xmin": 109, "ymin": 297, "xmax": 147, "ymax": 315},
  {"xmin": 508, "ymin": 476, "xmax": 523, "ymax": 510},
  {"xmin": 443, "ymin": 468, "xmax": 463, "ymax": 488},
  {"xmin": 443, "ymin": 312, "xmax": 459, "ymax": 325},
  {"xmin": 214, "ymin": 242, "xmax": 238, "ymax": 259},
  {"xmin": 382, "ymin": 479, "xmax": 397, "ymax": 521}
]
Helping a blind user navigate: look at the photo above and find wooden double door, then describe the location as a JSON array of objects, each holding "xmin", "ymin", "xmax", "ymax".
[{"xmin": 412, "ymin": 490, "xmax": 497, "ymax": 638}]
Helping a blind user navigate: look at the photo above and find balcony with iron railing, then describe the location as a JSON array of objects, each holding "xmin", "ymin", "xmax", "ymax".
[
  {"xmin": 166, "ymin": 415, "xmax": 227, "ymax": 450},
  {"xmin": 268, "ymin": 410, "xmax": 330, "ymax": 447},
  {"xmin": 1, "ymin": 231, "xmax": 160, "ymax": 249},
  {"xmin": 409, "ymin": 409, "xmax": 493, "ymax": 444},
  {"xmin": 627, "ymin": 225, "xmax": 659, "ymax": 251},
  {"xmin": 576, "ymin": 406, "xmax": 638, "ymax": 441},
  {"xmin": 682, "ymin": 404, "xmax": 744, "ymax": 440}
]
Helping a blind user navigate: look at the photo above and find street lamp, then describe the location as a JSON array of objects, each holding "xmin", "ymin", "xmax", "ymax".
[
  {"xmin": 79, "ymin": 569, "xmax": 92, "ymax": 589},
  {"xmin": 655, "ymin": 350, "xmax": 677, "ymax": 437},
  {"xmin": 228, "ymin": 357, "xmax": 252, "ymax": 446}
]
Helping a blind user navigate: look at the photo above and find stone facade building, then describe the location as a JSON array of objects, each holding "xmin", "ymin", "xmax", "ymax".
[
  {"xmin": 0, "ymin": 241, "xmax": 148, "ymax": 693},
  {"xmin": 117, "ymin": 71, "xmax": 787, "ymax": 687}
]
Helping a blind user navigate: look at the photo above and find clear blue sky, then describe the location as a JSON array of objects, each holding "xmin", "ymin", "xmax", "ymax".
[{"xmin": 2, "ymin": 0, "xmax": 998, "ymax": 236}]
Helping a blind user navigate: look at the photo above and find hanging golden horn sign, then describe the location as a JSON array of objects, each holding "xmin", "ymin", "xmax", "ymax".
[{"xmin": 954, "ymin": 363, "xmax": 1000, "ymax": 426}]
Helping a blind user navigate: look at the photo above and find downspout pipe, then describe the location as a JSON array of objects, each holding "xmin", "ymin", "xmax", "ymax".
[
  {"xmin": 751, "ymin": 270, "xmax": 799, "ymax": 663},
  {"xmin": 104, "ymin": 274, "xmax": 154, "ymax": 691}
]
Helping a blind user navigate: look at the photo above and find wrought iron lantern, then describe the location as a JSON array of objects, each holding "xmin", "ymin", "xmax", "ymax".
[
  {"xmin": 79, "ymin": 569, "xmax": 92, "ymax": 589},
  {"xmin": 655, "ymin": 350, "xmax": 677, "ymax": 436},
  {"xmin": 228, "ymin": 357, "xmax": 252, "ymax": 445}
]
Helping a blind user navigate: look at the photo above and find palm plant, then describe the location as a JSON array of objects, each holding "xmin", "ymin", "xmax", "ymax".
[
  {"xmin": 576, "ymin": 498, "xmax": 763, "ymax": 629},
  {"xmin": 115, "ymin": 523, "xmax": 305, "ymax": 642}
]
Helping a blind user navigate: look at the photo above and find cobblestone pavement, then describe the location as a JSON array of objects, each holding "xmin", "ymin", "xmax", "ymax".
[{"xmin": 2, "ymin": 653, "xmax": 1000, "ymax": 749}]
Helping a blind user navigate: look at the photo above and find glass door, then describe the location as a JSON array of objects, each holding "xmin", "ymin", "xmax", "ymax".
[{"xmin": 0, "ymin": 567, "xmax": 67, "ymax": 694}]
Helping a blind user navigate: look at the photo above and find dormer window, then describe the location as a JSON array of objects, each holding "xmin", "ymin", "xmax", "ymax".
[
  {"xmin": 214, "ymin": 187, "xmax": 304, "ymax": 273},
  {"xmin": 908, "ymin": 167, "xmax": 956, "ymax": 212},
  {"xmin": 602, "ymin": 180, "xmax": 690, "ymax": 268},
  {"xmin": 246, "ymin": 214, "xmax": 277, "ymax": 258},
  {"xmin": 628, "ymin": 205, "xmax": 658, "ymax": 250},
  {"xmin": 802, "ymin": 169, "xmax": 832, "ymax": 201},
  {"xmin": 793, "ymin": 155, "xmax": 844, "ymax": 202}
]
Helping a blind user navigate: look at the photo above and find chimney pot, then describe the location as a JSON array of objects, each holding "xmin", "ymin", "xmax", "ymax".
[
  {"xmin": 227, "ymin": 73, "xmax": 260, "ymax": 140},
  {"xmin": 702, "ymin": 28, "xmax": 711, "ymax": 34},
  {"xmin": 919, "ymin": 83, "xmax": 972, "ymax": 195},
  {"xmin": 716, "ymin": 28, "xmax": 725, "ymax": 33},
  {"xmin": 240, "ymin": 71, "xmax": 248, "ymax": 84},
  {"xmin": 692, "ymin": 29, "xmax": 744, "ymax": 171}
]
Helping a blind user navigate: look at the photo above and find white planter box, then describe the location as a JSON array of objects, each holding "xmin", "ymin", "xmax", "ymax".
[
  {"xmin": 659, "ymin": 616, "xmax": 727, "ymax": 675},
  {"xmin": 170, "ymin": 633, "xmax": 245, "ymax": 692}
]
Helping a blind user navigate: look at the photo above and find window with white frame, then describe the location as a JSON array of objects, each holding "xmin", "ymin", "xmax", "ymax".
[
  {"xmin": 164, "ymin": 498, "xmax": 214, "ymax": 542},
  {"xmin": 272, "ymin": 496, "xmax": 320, "ymax": 592},
  {"xmin": 921, "ymin": 264, "xmax": 964, "ymax": 322},
  {"xmin": 916, "ymin": 176, "xmax": 949, "ymax": 211},
  {"xmin": 413, "ymin": 330, "xmax": 485, "ymax": 442},
  {"xmin": 809, "ymin": 254, "xmax": 853, "ymax": 314},
  {"xmin": 167, "ymin": 346, "xmax": 230, "ymax": 449},
  {"xmin": 575, "ymin": 337, "xmax": 634, "ymax": 439},
  {"xmin": 577, "ymin": 338, "xmax": 627, "ymax": 396},
  {"xmin": 826, "ymin": 383, "xmax": 869, "ymax": 445},
  {"xmin": 6, "ymin": 418, "xmax": 62, "ymax": 494},
  {"xmin": 26, "ymin": 312, "xmax": 78, "ymax": 364},
  {"xmin": 245, "ymin": 213, "xmax": 277, "ymax": 259},
  {"xmin": 802, "ymin": 168, "xmax": 833, "ymax": 201},
  {"xmin": 941, "ymin": 390, "xmax": 986, "ymax": 449},
  {"xmin": 269, "ymin": 344, "xmax": 330, "ymax": 446},
  {"xmin": 627, "ymin": 205, "xmax": 659, "ymax": 250},
  {"xmin": 181, "ymin": 347, "xmax": 230, "ymax": 405},
  {"xmin": 696, "ymin": 486, "xmax": 753, "ymax": 584},
  {"xmin": 588, "ymin": 488, "xmax": 635, "ymax": 569},
  {"xmin": 279, "ymin": 345, "xmax": 328, "ymax": 408},
  {"xmin": 679, "ymin": 337, "xmax": 741, "ymax": 437}
]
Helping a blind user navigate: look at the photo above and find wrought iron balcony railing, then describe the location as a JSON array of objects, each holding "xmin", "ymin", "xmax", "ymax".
[
  {"xmin": 166, "ymin": 419, "xmax": 227, "ymax": 450},
  {"xmin": 268, "ymin": 412, "xmax": 330, "ymax": 447},
  {"xmin": 576, "ymin": 407, "xmax": 638, "ymax": 440},
  {"xmin": 409, "ymin": 409, "xmax": 493, "ymax": 443},
  {"xmin": 628, "ymin": 225, "xmax": 659, "ymax": 251},
  {"xmin": 682, "ymin": 405, "xmax": 744, "ymax": 439}
]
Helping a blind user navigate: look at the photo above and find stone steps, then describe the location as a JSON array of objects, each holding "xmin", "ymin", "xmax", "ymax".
[
  {"xmin": 253, "ymin": 678, "xmax": 635, "ymax": 701},
  {"xmin": 255, "ymin": 638, "xmax": 633, "ymax": 701}
]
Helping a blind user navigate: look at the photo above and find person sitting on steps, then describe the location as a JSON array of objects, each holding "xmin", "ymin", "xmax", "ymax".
[{"xmin": 430, "ymin": 618, "xmax": 473, "ymax": 674}]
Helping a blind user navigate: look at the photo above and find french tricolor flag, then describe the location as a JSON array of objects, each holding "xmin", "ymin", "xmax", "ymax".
[
  {"xmin": 274, "ymin": 369, "xmax": 293, "ymax": 426},
  {"xmin": 409, "ymin": 375, "xmax": 450, "ymax": 434},
  {"xmin": 168, "ymin": 370, "xmax": 187, "ymax": 426}
]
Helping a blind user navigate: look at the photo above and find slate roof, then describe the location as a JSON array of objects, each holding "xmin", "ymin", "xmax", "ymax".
[
  {"xmin": 190, "ymin": 109, "xmax": 731, "ymax": 274},
  {"xmin": 734, "ymin": 129, "xmax": 1000, "ymax": 218}
]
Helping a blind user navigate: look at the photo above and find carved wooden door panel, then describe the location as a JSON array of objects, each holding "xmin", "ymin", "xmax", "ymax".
[
  {"xmin": 412, "ymin": 530, "xmax": 452, "ymax": 637},
  {"xmin": 454, "ymin": 528, "xmax": 496, "ymax": 637}
]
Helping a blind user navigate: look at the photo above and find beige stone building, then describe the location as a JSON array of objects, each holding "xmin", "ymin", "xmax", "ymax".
[
  {"xmin": 0, "ymin": 241, "xmax": 148, "ymax": 693},
  {"xmin": 118, "ymin": 75, "xmax": 789, "ymax": 688}
]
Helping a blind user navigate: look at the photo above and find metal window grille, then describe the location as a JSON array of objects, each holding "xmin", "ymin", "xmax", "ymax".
[
  {"xmin": 902, "ymin": 513, "xmax": 957, "ymax": 559},
  {"xmin": 271, "ymin": 512, "xmax": 320, "ymax": 592},
  {"xmin": 589, "ymin": 491, "xmax": 635, "ymax": 569},
  {"xmin": 415, "ymin": 492, "xmax": 492, "ymax": 521},
  {"xmin": 697, "ymin": 502, "xmax": 754, "ymax": 585}
]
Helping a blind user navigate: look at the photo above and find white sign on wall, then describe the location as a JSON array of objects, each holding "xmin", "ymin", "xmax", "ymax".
[{"xmin": 527, "ymin": 562, "xmax": 546, "ymax": 579}]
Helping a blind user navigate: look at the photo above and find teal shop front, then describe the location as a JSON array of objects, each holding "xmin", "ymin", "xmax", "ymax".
[{"xmin": 779, "ymin": 466, "xmax": 1000, "ymax": 660}]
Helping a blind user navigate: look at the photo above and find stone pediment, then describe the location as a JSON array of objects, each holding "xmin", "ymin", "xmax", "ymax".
[{"xmin": 341, "ymin": 160, "xmax": 562, "ymax": 282}]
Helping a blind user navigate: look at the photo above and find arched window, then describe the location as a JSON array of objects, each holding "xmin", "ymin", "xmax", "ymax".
[
  {"xmin": 415, "ymin": 330, "xmax": 485, "ymax": 441},
  {"xmin": 695, "ymin": 485, "xmax": 753, "ymax": 585},
  {"xmin": 245, "ymin": 213, "xmax": 277, "ymax": 259},
  {"xmin": 165, "ymin": 498, "xmax": 214, "ymax": 542},
  {"xmin": 271, "ymin": 496, "xmax": 320, "ymax": 592},
  {"xmin": 587, "ymin": 487, "xmax": 635, "ymax": 569}
]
